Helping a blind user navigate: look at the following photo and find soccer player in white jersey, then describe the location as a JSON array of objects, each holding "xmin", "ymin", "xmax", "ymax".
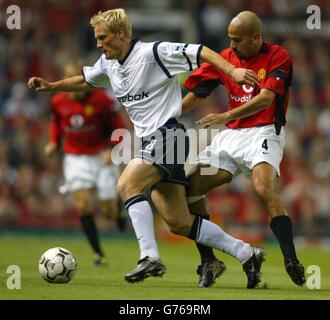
[{"xmin": 28, "ymin": 8, "xmax": 265, "ymax": 288}]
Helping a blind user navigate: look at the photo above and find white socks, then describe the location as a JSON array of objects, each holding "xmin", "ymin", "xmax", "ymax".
[
  {"xmin": 196, "ymin": 219, "xmax": 252, "ymax": 264},
  {"xmin": 126, "ymin": 196, "xmax": 253, "ymax": 264},
  {"xmin": 127, "ymin": 199, "xmax": 160, "ymax": 261}
]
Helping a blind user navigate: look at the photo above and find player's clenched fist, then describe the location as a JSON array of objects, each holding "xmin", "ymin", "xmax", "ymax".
[
  {"xmin": 230, "ymin": 68, "xmax": 259, "ymax": 86},
  {"xmin": 27, "ymin": 77, "xmax": 52, "ymax": 91}
]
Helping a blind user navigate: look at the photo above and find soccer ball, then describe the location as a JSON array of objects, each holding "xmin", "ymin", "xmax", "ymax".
[{"xmin": 39, "ymin": 247, "xmax": 77, "ymax": 284}]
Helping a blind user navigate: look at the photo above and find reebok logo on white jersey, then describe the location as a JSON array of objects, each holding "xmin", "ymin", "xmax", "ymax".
[
  {"xmin": 230, "ymin": 94, "xmax": 252, "ymax": 103},
  {"xmin": 117, "ymin": 91, "xmax": 150, "ymax": 103}
]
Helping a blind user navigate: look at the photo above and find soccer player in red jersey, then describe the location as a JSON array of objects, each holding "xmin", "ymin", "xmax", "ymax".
[
  {"xmin": 183, "ymin": 11, "xmax": 305, "ymax": 287},
  {"xmin": 44, "ymin": 61, "xmax": 125, "ymax": 266}
]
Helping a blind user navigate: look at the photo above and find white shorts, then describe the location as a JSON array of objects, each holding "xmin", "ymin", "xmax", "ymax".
[
  {"xmin": 197, "ymin": 125, "xmax": 285, "ymax": 177},
  {"xmin": 60, "ymin": 154, "xmax": 120, "ymax": 200}
]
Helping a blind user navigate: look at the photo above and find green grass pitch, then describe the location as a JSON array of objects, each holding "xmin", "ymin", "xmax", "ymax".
[{"xmin": 0, "ymin": 232, "xmax": 329, "ymax": 300}]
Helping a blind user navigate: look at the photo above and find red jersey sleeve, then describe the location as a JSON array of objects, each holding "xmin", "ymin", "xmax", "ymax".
[
  {"xmin": 183, "ymin": 62, "xmax": 225, "ymax": 98},
  {"xmin": 261, "ymin": 48, "xmax": 292, "ymax": 96},
  {"xmin": 49, "ymin": 96, "xmax": 63, "ymax": 144}
]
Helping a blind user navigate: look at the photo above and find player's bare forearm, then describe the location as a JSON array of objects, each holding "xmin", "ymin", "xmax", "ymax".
[
  {"xmin": 197, "ymin": 89, "xmax": 275, "ymax": 127},
  {"xmin": 182, "ymin": 92, "xmax": 205, "ymax": 114},
  {"xmin": 200, "ymin": 46, "xmax": 259, "ymax": 86},
  {"xmin": 27, "ymin": 75, "xmax": 92, "ymax": 92},
  {"xmin": 200, "ymin": 46, "xmax": 235, "ymax": 79},
  {"xmin": 227, "ymin": 89, "xmax": 275, "ymax": 121},
  {"xmin": 51, "ymin": 76, "xmax": 92, "ymax": 92}
]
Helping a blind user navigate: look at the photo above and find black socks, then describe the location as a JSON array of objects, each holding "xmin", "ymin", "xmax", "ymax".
[
  {"xmin": 270, "ymin": 215, "xmax": 298, "ymax": 261},
  {"xmin": 80, "ymin": 214, "xmax": 104, "ymax": 256},
  {"xmin": 191, "ymin": 215, "xmax": 217, "ymax": 264}
]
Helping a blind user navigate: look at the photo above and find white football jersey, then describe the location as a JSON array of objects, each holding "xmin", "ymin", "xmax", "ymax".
[{"xmin": 83, "ymin": 40, "xmax": 202, "ymax": 137}]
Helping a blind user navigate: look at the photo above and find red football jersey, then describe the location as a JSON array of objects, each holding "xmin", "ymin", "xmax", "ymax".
[
  {"xmin": 49, "ymin": 90, "xmax": 125, "ymax": 154},
  {"xmin": 184, "ymin": 42, "xmax": 292, "ymax": 129}
]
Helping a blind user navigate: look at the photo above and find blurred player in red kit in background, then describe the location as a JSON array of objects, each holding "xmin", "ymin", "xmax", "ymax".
[{"xmin": 44, "ymin": 61, "xmax": 126, "ymax": 266}]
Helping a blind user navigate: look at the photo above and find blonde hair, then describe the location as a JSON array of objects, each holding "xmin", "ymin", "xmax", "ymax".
[{"xmin": 90, "ymin": 8, "xmax": 132, "ymax": 40}]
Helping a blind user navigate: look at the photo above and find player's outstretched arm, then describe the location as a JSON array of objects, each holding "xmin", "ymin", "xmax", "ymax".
[
  {"xmin": 200, "ymin": 46, "xmax": 259, "ymax": 86},
  {"xmin": 197, "ymin": 88, "xmax": 275, "ymax": 127},
  {"xmin": 27, "ymin": 75, "xmax": 92, "ymax": 92}
]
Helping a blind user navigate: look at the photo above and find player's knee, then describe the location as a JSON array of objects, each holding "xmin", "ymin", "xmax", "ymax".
[
  {"xmin": 117, "ymin": 178, "xmax": 142, "ymax": 200},
  {"xmin": 188, "ymin": 198, "xmax": 208, "ymax": 216},
  {"xmin": 166, "ymin": 217, "xmax": 191, "ymax": 236},
  {"xmin": 100, "ymin": 201, "xmax": 118, "ymax": 219},
  {"xmin": 169, "ymin": 224, "xmax": 190, "ymax": 236},
  {"xmin": 76, "ymin": 200, "xmax": 92, "ymax": 214},
  {"xmin": 253, "ymin": 183, "xmax": 273, "ymax": 200},
  {"xmin": 73, "ymin": 190, "xmax": 93, "ymax": 213}
]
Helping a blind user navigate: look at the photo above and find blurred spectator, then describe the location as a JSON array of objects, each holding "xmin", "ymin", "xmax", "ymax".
[
  {"xmin": 198, "ymin": 0, "xmax": 231, "ymax": 51},
  {"xmin": 2, "ymin": 82, "xmax": 39, "ymax": 119}
]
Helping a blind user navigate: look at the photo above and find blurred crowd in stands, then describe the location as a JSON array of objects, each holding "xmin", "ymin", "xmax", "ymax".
[{"xmin": 0, "ymin": 0, "xmax": 329, "ymax": 237}]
